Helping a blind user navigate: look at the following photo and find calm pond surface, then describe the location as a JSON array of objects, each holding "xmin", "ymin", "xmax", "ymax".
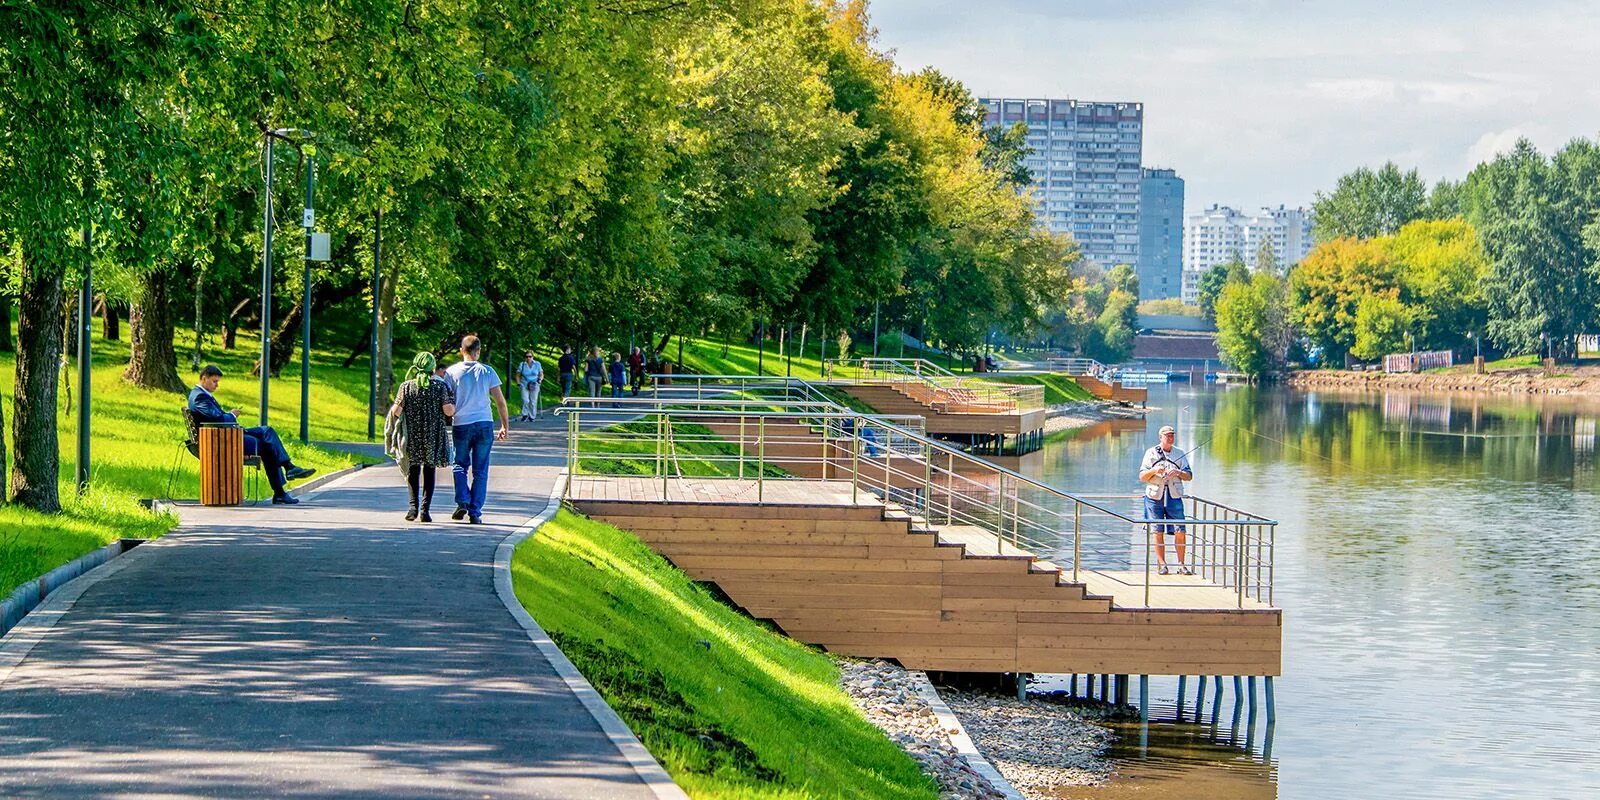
[{"xmin": 1020, "ymin": 383, "xmax": 1600, "ymax": 800}]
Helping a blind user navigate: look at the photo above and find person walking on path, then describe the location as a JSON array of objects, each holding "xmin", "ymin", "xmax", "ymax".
[
  {"xmin": 627, "ymin": 346, "xmax": 646, "ymax": 396},
  {"xmin": 446, "ymin": 335, "xmax": 510, "ymax": 524},
  {"xmin": 584, "ymin": 347, "xmax": 605, "ymax": 397},
  {"xmin": 1138, "ymin": 424, "xmax": 1194, "ymax": 575},
  {"xmin": 188, "ymin": 364, "xmax": 315, "ymax": 505},
  {"xmin": 517, "ymin": 352, "xmax": 544, "ymax": 421},
  {"xmin": 388, "ymin": 351, "xmax": 456, "ymax": 522},
  {"xmin": 608, "ymin": 352, "xmax": 627, "ymax": 400},
  {"xmin": 557, "ymin": 346, "xmax": 577, "ymax": 399}
]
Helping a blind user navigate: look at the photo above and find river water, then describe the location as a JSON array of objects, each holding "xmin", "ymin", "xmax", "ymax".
[{"xmin": 1020, "ymin": 383, "xmax": 1600, "ymax": 800}]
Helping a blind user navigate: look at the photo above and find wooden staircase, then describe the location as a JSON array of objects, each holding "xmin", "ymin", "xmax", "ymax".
[
  {"xmin": 835, "ymin": 384, "xmax": 1045, "ymax": 437},
  {"xmin": 571, "ymin": 486, "xmax": 1282, "ymax": 676}
]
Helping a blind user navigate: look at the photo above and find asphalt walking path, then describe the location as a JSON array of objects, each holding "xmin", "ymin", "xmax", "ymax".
[{"xmin": 0, "ymin": 415, "xmax": 673, "ymax": 799}]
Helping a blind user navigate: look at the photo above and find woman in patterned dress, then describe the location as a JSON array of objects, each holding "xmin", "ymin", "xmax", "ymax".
[{"xmin": 391, "ymin": 351, "xmax": 456, "ymax": 522}]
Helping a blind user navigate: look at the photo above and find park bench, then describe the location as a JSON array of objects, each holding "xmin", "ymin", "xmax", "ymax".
[{"xmin": 165, "ymin": 407, "xmax": 264, "ymax": 503}]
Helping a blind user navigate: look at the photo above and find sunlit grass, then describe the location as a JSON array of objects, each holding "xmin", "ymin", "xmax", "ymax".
[
  {"xmin": 0, "ymin": 328, "xmax": 379, "ymax": 597},
  {"xmin": 512, "ymin": 510, "xmax": 936, "ymax": 799}
]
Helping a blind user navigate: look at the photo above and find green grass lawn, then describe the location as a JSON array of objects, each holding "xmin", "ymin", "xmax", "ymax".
[
  {"xmin": 512, "ymin": 510, "xmax": 937, "ymax": 799},
  {"xmin": 982, "ymin": 373, "xmax": 1094, "ymax": 405},
  {"xmin": 0, "ymin": 329, "xmax": 379, "ymax": 598},
  {"xmin": 577, "ymin": 420, "xmax": 787, "ymax": 479}
]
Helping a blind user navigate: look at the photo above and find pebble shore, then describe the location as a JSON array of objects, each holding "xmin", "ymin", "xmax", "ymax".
[{"xmin": 840, "ymin": 660, "xmax": 1112, "ymax": 800}]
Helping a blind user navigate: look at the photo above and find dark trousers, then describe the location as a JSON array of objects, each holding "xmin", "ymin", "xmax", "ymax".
[
  {"xmin": 560, "ymin": 372, "xmax": 573, "ymax": 398},
  {"xmin": 452, "ymin": 421, "xmax": 494, "ymax": 517},
  {"xmin": 244, "ymin": 425, "xmax": 292, "ymax": 465},
  {"xmin": 407, "ymin": 464, "xmax": 436, "ymax": 510},
  {"xmin": 242, "ymin": 433, "xmax": 287, "ymax": 496}
]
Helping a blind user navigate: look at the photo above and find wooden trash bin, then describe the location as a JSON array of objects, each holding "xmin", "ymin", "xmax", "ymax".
[{"xmin": 198, "ymin": 425, "xmax": 245, "ymax": 506}]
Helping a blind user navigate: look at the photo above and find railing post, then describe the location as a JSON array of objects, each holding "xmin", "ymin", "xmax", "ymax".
[
  {"xmin": 565, "ymin": 409, "xmax": 577, "ymax": 498},
  {"xmin": 1073, "ymin": 503, "xmax": 1082, "ymax": 583},
  {"xmin": 1236, "ymin": 524, "xmax": 1246, "ymax": 608},
  {"xmin": 851, "ymin": 417, "xmax": 860, "ymax": 505},
  {"xmin": 757, "ymin": 416, "xmax": 766, "ymax": 504},
  {"xmin": 922, "ymin": 439, "xmax": 932, "ymax": 519},
  {"xmin": 659, "ymin": 412, "xmax": 668, "ymax": 501},
  {"xmin": 1144, "ymin": 521, "xmax": 1153, "ymax": 608},
  {"xmin": 739, "ymin": 415, "xmax": 747, "ymax": 480}
]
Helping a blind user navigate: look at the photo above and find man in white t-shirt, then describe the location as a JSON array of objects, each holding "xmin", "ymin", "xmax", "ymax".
[
  {"xmin": 446, "ymin": 335, "xmax": 510, "ymax": 524},
  {"xmin": 1138, "ymin": 425, "xmax": 1194, "ymax": 575}
]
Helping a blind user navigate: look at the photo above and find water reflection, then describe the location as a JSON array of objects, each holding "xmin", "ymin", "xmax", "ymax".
[{"xmin": 1021, "ymin": 384, "xmax": 1600, "ymax": 800}]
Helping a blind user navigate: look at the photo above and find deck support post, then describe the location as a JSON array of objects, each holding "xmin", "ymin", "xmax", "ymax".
[
  {"xmin": 1176, "ymin": 675, "xmax": 1187, "ymax": 720},
  {"xmin": 1138, "ymin": 674, "xmax": 1148, "ymax": 723},
  {"xmin": 1211, "ymin": 675, "xmax": 1224, "ymax": 726},
  {"xmin": 1014, "ymin": 672, "xmax": 1027, "ymax": 701},
  {"xmin": 1247, "ymin": 676, "xmax": 1258, "ymax": 718},
  {"xmin": 1069, "ymin": 674, "xmax": 1077, "ymax": 697},
  {"xmin": 1195, "ymin": 675, "xmax": 1207, "ymax": 721},
  {"xmin": 1100, "ymin": 673, "xmax": 1110, "ymax": 701},
  {"xmin": 1264, "ymin": 676, "xmax": 1276, "ymax": 725}
]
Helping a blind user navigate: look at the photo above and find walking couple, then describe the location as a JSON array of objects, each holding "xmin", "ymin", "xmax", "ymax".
[{"xmin": 387, "ymin": 335, "xmax": 510, "ymax": 524}]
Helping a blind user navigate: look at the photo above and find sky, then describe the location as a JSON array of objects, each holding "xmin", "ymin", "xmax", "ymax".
[{"xmin": 865, "ymin": 0, "xmax": 1600, "ymax": 216}]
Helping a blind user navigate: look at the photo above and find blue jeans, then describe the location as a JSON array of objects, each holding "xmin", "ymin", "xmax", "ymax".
[
  {"xmin": 1144, "ymin": 495, "xmax": 1186, "ymax": 534},
  {"xmin": 452, "ymin": 421, "xmax": 494, "ymax": 517}
]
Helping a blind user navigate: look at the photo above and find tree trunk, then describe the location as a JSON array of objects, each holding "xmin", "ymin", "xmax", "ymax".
[
  {"xmin": 100, "ymin": 297, "xmax": 120, "ymax": 341},
  {"xmin": 341, "ymin": 327, "xmax": 371, "ymax": 369},
  {"xmin": 376, "ymin": 255, "xmax": 399, "ymax": 406},
  {"xmin": 62, "ymin": 294, "xmax": 79, "ymax": 362},
  {"xmin": 11, "ymin": 254, "xmax": 64, "ymax": 512},
  {"xmin": 223, "ymin": 297, "xmax": 250, "ymax": 350},
  {"xmin": 0, "ymin": 295, "xmax": 12, "ymax": 353},
  {"xmin": 123, "ymin": 268, "xmax": 186, "ymax": 393},
  {"xmin": 191, "ymin": 264, "xmax": 205, "ymax": 370}
]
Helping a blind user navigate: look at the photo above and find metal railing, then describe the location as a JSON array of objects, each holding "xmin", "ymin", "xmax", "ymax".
[
  {"xmin": 821, "ymin": 357, "xmax": 1045, "ymax": 413},
  {"xmin": 558, "ymin": 397, "xmax": 1275, "ymax": 609}
]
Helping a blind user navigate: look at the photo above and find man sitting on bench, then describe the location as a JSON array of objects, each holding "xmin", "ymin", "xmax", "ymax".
[{"xmin": 188, "ymin": 364, "xmax": 315, "ymax": 505}]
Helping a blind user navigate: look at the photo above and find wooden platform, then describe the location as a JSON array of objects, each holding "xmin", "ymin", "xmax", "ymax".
[
  {"xmin": 570, "ymin": 476, "xmax": 1282, "ymax": 677},
  {"xmin": 835, "ymin": 384, "xmax": 1047, "ymax": 437}
]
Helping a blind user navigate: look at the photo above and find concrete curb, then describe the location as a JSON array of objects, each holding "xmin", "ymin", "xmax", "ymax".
[
  {"xmin": 150, "ymin": 460, "xmax": 377, "ymax": 516},
  {"xmin": 0, "ymin": 539, "xmax": 145, "ymax": 642},
  {"xmin": 493, "ymin": 472, "xmax": 689, "ymax": 800},
  {"xmin": 910, "ymin": 672, "xmax": 1027, "ymax": 800}
]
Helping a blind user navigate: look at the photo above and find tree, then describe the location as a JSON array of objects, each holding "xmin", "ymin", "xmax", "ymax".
[
  {"xmin": 1253, "ymin": 240, "xmax": 1279, "ymax": 274},
  {"xmin": 1289, "ymin": 238, "xmax": 1400, "ymax": 365},
  {"xmin": 1351, "ymin": 293, "xmax": 1414, "ymax": 362},
  {"xmin": 1215, "ymin": 272, "xmax": 1290, "ymax": 377},
  {"xmin": 1197, "ymin": 259, "xmax": 1243, "ymax": 324},
  {"xmin": 1312, "ymin": 162, "xmax": 1428, "ymax": 242}
]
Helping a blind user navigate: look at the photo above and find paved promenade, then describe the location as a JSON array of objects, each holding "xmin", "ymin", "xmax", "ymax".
[{"xmin": 0, "ymin": 418, "xmax": 674, "ymax": 798}]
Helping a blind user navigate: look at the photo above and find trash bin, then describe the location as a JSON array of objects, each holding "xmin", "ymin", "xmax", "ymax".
[{"xmin": 199, "ymin": 425, "xmax": 244, "ymax": 506}]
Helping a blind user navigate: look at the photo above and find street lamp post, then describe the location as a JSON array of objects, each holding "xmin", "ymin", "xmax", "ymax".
[
  {"xmin": 368, "ymin": 209, "xmax": 380, "ymax": 441},
  {"xmin": 77, "ymin": 224, "xmax": 92, "ymax": 494},
  {"xmin": 259, "ymin": 133, "xmax": 276, "ymax": 426},
  {"xmin": 300, "ymin": 149, "xmax": 315, "ymax": 443}
]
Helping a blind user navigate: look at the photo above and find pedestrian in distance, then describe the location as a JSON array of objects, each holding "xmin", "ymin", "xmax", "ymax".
[
  {"xmin": 628, "ymin": 346, "xmax": 646, "ymax": 396},
  {"xmin": 1138, "ymin": 424, "xmax": 1194, "ymax": 575},
  {"xmin": 608, "ymin": 352, "xmax": 627, "ymax": 400},
  {"xmin": 558, "ymin": 346, "xmax": 577, "ymax": 399},
  {"xmin": 187, "ymin": 364, "xmax": 315, "ymax": 505},
  {"xmin": 388, "ymin": 351, "xmax": 456, "ymax": 522},
  {"xmin": 517, "ymin": 351, "xmax": 544, "ymax": 421},
  {"xmin": 445, "ymin": 335, "xmax": 511, "ymax": 525},
  {"xmin": 585, "ymin": 347, "xmax": 605, "ymax": 397}
]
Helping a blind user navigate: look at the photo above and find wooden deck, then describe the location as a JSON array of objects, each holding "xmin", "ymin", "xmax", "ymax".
[
  {"xmin": 835, "ymin": 384, "xmax": 1047, "ymax": 437},
  {"xmin": 571, "ymin": 476, "xmax": 1282, "ymax": 677}
]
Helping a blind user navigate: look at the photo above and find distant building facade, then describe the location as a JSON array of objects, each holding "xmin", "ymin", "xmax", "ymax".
[
  {"xmin": 980, "ymin": 97, "xmax": 1144, "ymax": 269},
  {"xmin": 1181, "ymin": 204, "xmax": 1315, "ymax": 304},
  {"xmin": 1137, "ymin": 168, "xmax": 1184, "ymax": 300}
]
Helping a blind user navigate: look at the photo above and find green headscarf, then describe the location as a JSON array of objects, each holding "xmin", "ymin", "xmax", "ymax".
[{"xmin": 406, "ymin": 351, "xmax": 437, "ymax": 391}]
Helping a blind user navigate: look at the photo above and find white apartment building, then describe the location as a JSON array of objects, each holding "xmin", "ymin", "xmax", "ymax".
[
  {"xmin": 1181, "ymin": 204, "xmax": 1315, "ymax": 304},
  {"xmin": 980, "ymin": 97, "xmax": 1144, "ymax": 269}
]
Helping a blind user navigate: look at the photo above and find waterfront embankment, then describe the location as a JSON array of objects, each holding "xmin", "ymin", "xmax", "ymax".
[
  {"xmin": 1288, "ymin": 366, "xmax": 1600, "ymax": 396},
  {"xmin": 1043, "ymin": 401, "xmax": 1147, "ymax": 436}
]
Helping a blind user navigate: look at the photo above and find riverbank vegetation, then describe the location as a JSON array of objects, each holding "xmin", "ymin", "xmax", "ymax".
[
  {"xmin": 1211, "ymin": 141, "xmax": 1600, "ymax": 377},
  {"xmin": 511, "ymin": 510, "xmax": 938, "ymax": 799}
]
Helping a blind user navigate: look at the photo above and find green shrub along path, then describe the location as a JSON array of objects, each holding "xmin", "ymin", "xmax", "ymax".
[
  {"xmin": 0, "ymin": 330, "xmax": 377, "ymax": 598},
  {"xmin": 512, "ymin": 510, "xmax": 939, "ymax": 800}
]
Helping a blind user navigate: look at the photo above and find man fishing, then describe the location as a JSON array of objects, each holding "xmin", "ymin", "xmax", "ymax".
[{"xmin": 1138, "ymin": 425, "xmax": 1194, "ymax": 575}]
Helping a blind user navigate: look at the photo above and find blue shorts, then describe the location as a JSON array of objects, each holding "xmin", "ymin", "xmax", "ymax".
[{"xmin": 1144, "ymin": 496, "xmax": 1187, "ymax": 534}]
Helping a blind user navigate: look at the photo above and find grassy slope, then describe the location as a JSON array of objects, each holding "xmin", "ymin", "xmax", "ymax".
[
  {"xmin": 513, "ymin": 511, "xmax": 936, "ymax": 800},
  {"xmin": 983, "ymin": 373, "xmax": 1094, "ymax": 404},
  {"xmin": 0, "ymin": 329, "xmax": 378, "ymax": 597}
]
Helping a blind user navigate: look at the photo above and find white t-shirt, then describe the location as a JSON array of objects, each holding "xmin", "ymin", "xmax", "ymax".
[
  {"xmin": 446, "ymin": 360, "xmax": 502, "ymax": 426},
  {"xmin": 517, "ymin": 360, "xmax": 543, "ymax": 388}
]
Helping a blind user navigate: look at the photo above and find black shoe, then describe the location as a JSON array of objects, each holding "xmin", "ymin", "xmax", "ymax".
[
  {"xmin": 468, "ymin": 515, "xmax": 483, "ymax": 525},
  {"xmin": 452, "ymin": 505, "xmax": 468, "ymax": 521},
  {"xmin": 272, "ymin": 494, "xmax": 300, "ymax": 505},
  {"xmin": 284, "ymin": 466, "xmax": 317, "ymax": 481},
  {"xmin": 405, "ymin": 506, "xmax": 418, "ymax": 522},
  {"xmin": 419, "ymin": 508, "xmax": 432, "ymax": 523}
]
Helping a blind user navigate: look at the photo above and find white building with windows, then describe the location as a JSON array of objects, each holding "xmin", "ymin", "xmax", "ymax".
[
  {"xmin": 979, "ymin": 97, "xmax": 1144, "ymax": 269},
  {"xmin": 1181, "ymin": 204, "xmax": 1315, "ymax": 304}
]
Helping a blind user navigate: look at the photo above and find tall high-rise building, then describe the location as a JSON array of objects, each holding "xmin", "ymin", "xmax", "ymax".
[
  {"xmin": 980, "ymin": 97, "xmax": 1144, "ymax": 269},
  {"xmin": 1137, "ymin": 168, "xmax": 1184, "ymax": 300},
  {"xmin": 1181, "ymin": 204, "xmax": 1315, "ymax": 304}
]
